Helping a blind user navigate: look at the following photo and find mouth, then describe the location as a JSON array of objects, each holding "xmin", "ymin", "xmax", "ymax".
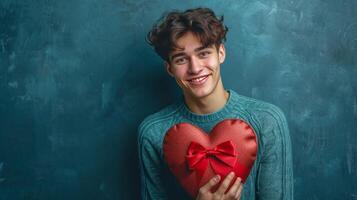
[{"xmin": 187, "ymin": 75, "xmax": 210, "ymax": 86}]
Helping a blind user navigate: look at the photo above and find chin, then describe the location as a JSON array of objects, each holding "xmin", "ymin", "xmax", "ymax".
[
  {"xmin": 187, "ymin": 86, "xmax": 214, "ymax": 99},
  {"xmin": 180, "ymin": 77, "xmax": 218, "ymax": 100}
]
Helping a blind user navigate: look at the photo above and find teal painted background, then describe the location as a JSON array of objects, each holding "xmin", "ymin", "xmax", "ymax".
[{"xmin": 1, "ymin": 0, "xmax": 356, "ymax": 199}]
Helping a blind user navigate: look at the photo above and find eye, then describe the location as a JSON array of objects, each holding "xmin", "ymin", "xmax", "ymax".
[
  {"xmin": 174, "ymin": 57, "xmax": 187, "ymax": 65},
  {"xmin": 198, "ymin": 51, "xmax": 211, "ymax": 58}
]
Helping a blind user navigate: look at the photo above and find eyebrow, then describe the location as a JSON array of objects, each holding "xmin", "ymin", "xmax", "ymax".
[{"xmin": 170, "ymin": 46, "xmax": 209, "ymax": 61}]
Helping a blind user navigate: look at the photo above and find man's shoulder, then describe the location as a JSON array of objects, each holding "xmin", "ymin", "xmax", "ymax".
[
  {"xmin": 234, "ymin": 92, "xmax": 290, "ymax": 148},
  {"xmin": 235, "ymin": 92, "xmax": 288, "ymax": 126},
  {"xmin": 138, "ymin": 102, "xmax": 182, "ymax": 141}
]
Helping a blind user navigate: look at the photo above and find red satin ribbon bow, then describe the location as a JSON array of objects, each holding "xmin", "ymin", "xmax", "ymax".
[{"xmin": 186, "ymin": 141, "xmax": 237, "ymax": 184}]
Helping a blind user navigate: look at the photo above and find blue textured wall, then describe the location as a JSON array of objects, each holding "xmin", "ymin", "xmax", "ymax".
[{"xmin": 0, "ymin": 0, "xmax": 356, "ymax": 199}]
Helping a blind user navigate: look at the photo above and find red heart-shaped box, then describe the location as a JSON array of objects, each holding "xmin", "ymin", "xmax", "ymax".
[{"xmin": 163, "ymin": 119, "xmax": 258, "ymax": 198}]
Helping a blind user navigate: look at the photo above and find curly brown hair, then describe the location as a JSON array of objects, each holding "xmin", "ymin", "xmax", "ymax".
[{"xmin": 146, "ymin": 7, "xmax": 228, "ymax": 62}]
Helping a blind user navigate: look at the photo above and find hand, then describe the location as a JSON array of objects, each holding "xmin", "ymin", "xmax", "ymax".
[{"xmin": 196, "ymin": 172, "xmax": 243, "ymax": 200}]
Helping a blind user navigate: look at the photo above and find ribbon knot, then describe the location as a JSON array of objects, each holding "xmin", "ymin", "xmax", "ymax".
[
  {"xmin": 205, "ymin": 149, "xmax": 218, "ymax": 156},
  {"xmin": 186, "ymin": 140, "xmax": 237, "ymax": 184}
]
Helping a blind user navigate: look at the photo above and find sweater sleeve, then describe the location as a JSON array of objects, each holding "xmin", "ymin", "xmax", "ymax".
[
  {"xmin": 138, "ymin": 122, "xmax": 168, "ymax": 200},
  {"xmin": 255, "ymin": 106, "xmax": 294, "ymax": 200}
]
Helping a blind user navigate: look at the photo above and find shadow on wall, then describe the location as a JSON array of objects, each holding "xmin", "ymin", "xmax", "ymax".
[{"xmin": 99, "ymin": 40, "xmax": 180, "ymax": 199}]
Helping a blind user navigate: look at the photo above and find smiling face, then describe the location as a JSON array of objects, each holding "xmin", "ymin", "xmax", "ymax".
[{"xmin": 165, "ymin": 31, "xmax": 226, "ymax": 101}]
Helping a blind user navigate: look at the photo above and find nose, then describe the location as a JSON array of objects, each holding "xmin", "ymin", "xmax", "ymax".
[{"xmin": 188, "ymin": 56, "xmax": 203, "ymax": 74}]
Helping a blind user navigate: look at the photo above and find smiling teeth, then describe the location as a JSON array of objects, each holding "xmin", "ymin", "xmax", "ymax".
[{"xmin": 190, "ymin": 76, "xmax": 206, "ymax": 83}]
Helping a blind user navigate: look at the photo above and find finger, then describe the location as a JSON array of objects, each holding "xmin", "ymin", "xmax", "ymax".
[
  {"xmin": 215, "ymin": 172, "xmax": 235, "ymax": 195},
  {"xmin": 228, "ymin": 177, "xmax": 242, "ymax": 196},
  {"xmin": 223, "ymin": 177, "xmax": 241, "ymax": 200},
  {"xmin": 199, "ymin": 175, "xmax": 221, "ymax": 193},
  {"xmin": 235, "ymin": 184, "xmax": 243, "ymax": 199}
]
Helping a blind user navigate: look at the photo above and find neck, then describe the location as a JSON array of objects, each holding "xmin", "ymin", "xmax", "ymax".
[{"xmin": 184, "ymin": 80, "xmax": 229, "ymax": 114}]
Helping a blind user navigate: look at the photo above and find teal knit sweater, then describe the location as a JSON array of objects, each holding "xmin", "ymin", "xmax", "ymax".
[{"xmin": 138, "ymin": 89, "xmax": 293, "ymax": 200}]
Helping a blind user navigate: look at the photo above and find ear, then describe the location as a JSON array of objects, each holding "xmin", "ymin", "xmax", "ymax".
[
  {"xmin": 165, "ymin": 61, "xmax": 174, "ymax": 77},
  {"xmin": 218, "ymin": 44, "xmax": 226, "ymax": 64}
]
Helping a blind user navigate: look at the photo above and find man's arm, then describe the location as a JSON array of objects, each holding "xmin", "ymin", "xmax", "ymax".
[
  {"xmin": 256, "ymin": 106, "xmax": 294, "ymax": 200},
  {"xmin": 138, "ymin": 123, "xmax": 168, "ymax": 200}
]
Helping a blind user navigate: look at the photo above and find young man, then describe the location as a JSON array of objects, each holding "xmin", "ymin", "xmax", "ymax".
[{"xmin": 138, "ymin": 8, "xmax": 293, "ymax": 200}]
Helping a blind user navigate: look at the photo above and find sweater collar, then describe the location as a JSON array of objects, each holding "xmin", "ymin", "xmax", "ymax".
[{"xmin": 179, "ymin": 89, "xmax": 238, "ymax": 122}]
